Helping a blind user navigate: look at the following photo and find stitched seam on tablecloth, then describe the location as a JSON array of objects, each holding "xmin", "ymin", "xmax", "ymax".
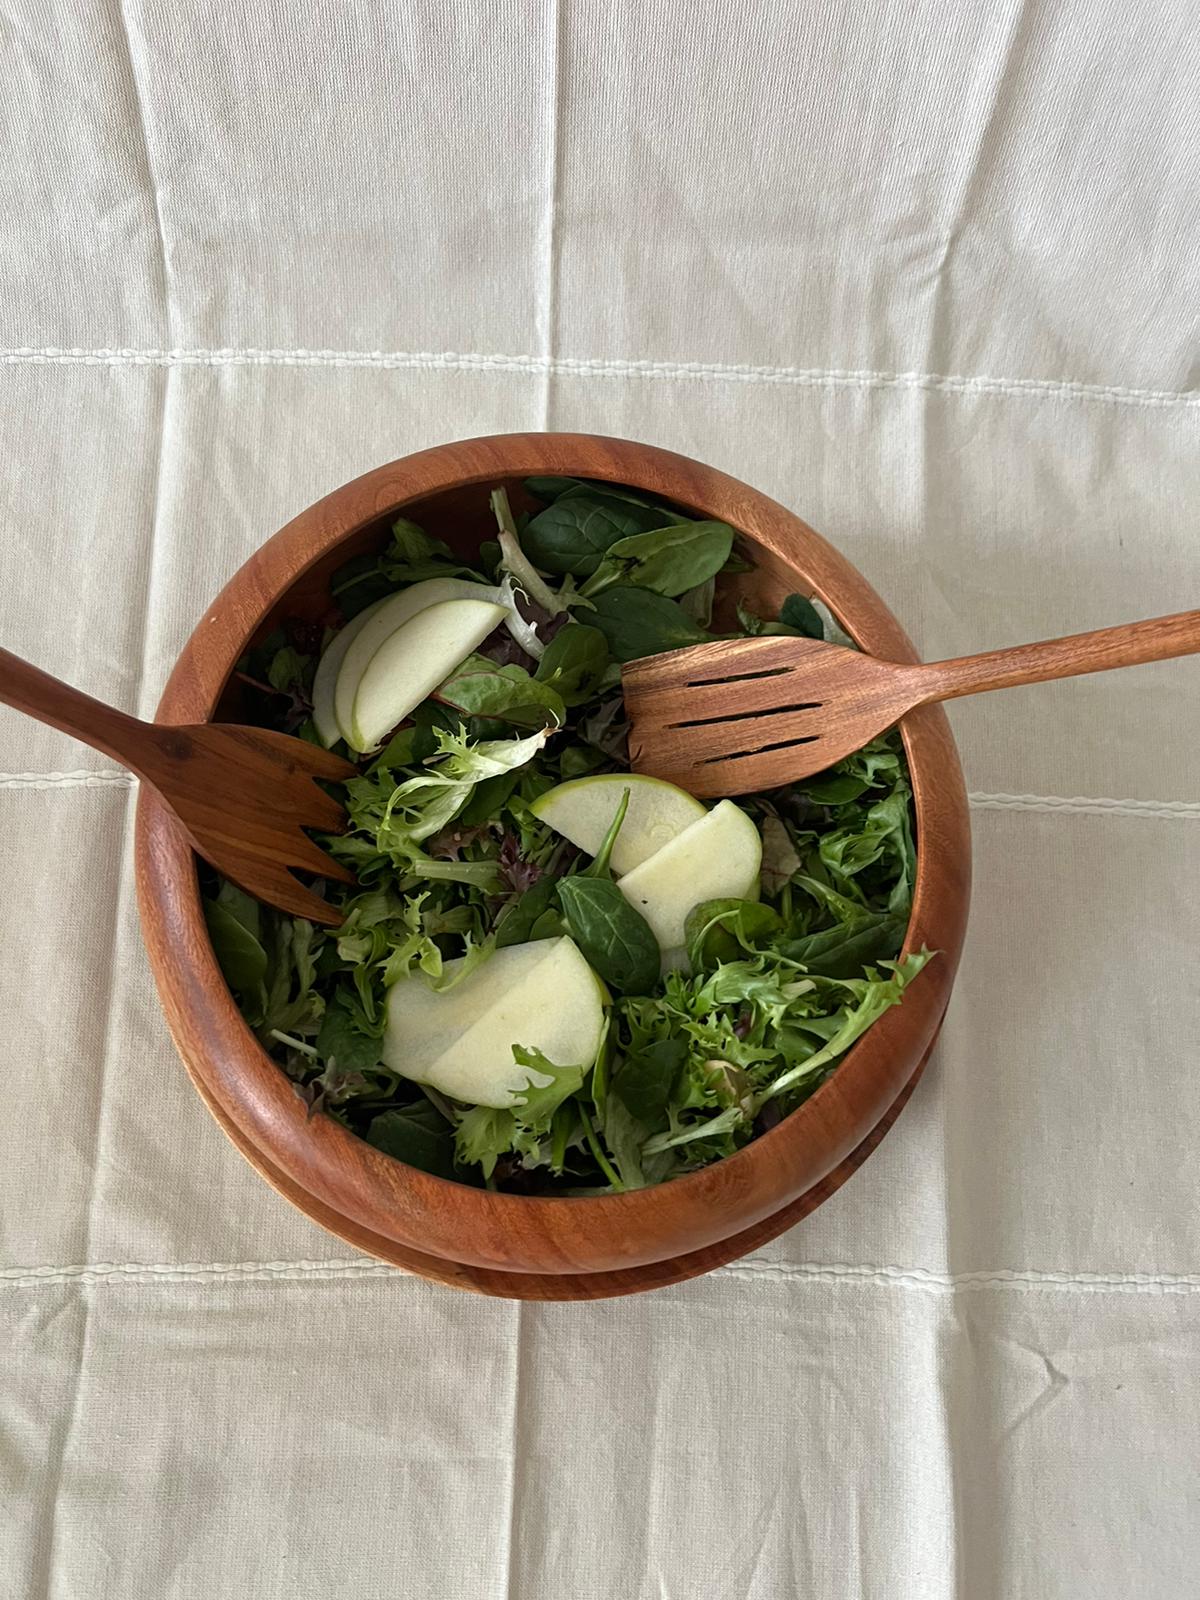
[
  {"xmin": 3, "ymin": 1259, "xmax": 1199, "ymax": 1293},
  {"xmin": 0, "ymin": 770, "xmax": 133, "ymax": 789},
  {"xmin": 966, "ymin": 792, "xmax": 1200, "ymax": 820},
  {"xmin": 720, "ymin": 1261, "xmax": 1200, "ymax": 1294},
  {"xmin": 1, "ymin": 346, "xmax": 1197, "ymax": 410},
  {"xmin": 3, "ymin": 771, "xmax": 1198, "ymax": 820}
]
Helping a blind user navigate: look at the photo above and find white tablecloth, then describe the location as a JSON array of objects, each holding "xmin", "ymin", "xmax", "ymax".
[{"xmin": 3, "ymin": 4, "xmax": 1198, "ymax": 1595}]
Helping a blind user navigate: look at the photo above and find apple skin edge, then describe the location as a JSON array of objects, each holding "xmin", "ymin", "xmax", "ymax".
[
  {"xmin": 615, "ymin": 801, "xmax": 763, "ymax": 969},
  {"xmin": 342, "ymin": 597, "xmax": 507, "ymax": 752},
  {"xmin": 529, "ymin": 772, "xmax": 706, "ymax": 875},
  {"xmin": 383, "ymin": 937, "xmax": 605, "ymax": 1107}
]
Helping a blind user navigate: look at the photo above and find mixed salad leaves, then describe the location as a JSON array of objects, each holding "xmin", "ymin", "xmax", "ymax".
[{"xmin": 204, "ymin": 477, "xmax": 929, "ymax": 1193}]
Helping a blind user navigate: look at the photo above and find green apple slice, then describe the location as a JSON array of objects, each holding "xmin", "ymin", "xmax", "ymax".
[
  {"xmin": 347, "ymin": 597, "xmax": 507, "ymax": 752},
  {"xmin": 617, "ymin": 799, "xmax": 762, "ymax": 971},
  {"xmin": 383, "ymin": 936, "xmax": 606, "ymax": 1108},
  {"xmin": 529, "ymin": 772, "xmax": 706, "ymax": 876},
  {"xmin": 311, "ymin": 597, "xmax": 388, "ymax": 747},
  {"xmin": 333, "ymin": 577, "xmax": 504, "ymax": 744}
]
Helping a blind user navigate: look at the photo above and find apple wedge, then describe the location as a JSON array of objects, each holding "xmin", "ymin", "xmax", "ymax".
[
  {"xmin": 529, "ymin": 772, "xmax": 706, "ymax": 876},
  {"xmin": 617, "ymin": 800, "xmax": 762, "ymax": 971},
  {"xmin": 311, "ymin": 597, "xmax": 388, "ymax": 747},
  {"xmin": 345, "ymin": 597, "xmax": 507, "ymax": 752},
  {"xmin": 333, "ymin": 577, "xmax": 505, "ymax": 745},
  {"xmin": 383, "ymin": 936, "xmax": 606, "ymax": 1108}
]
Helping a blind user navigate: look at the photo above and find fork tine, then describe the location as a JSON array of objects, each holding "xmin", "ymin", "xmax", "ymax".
[
  {"xmin": 293, "ymin": 744, "xmax": 359, "ymax": 782},
  {"xmin": 296, "ymin": 781, "xmax": 352, "ymax": 833},
  {"xmin": 222, "ymin": 724, "xmax": 359, "ymax": 783},
  {"xmin": 282, "ymin": 830, "xmax": 360, "ymax": 885},
  {"xmin": 239, "ymin": 865, "xmax": 349, "ymax": 926}
]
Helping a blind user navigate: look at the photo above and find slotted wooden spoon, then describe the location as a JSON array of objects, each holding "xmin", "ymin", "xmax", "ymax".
[
  {"xmin": 1, "ymin": 647, "xmax": 357, "ymax": 923},
  {"xmin": 623, "ymin": 609, "xmax": 1200, "ymax": 797}
]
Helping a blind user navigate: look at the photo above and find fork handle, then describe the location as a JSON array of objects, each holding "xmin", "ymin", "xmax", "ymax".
[
  {"xmin": 0, "ymin": 647, "xmax": 154, "ymax": 775},
  {"xmin": 918, "ymin": 610, "xmax": 1200, "ymax": 702}
]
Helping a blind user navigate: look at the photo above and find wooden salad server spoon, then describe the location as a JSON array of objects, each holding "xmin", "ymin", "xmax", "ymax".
[
  {"xmin": 0, "ymin": 647, "xmax": 358, "ymax": 924},
  {"xmin": 622, "ymin": 609, "xmax": 1200, "ymax": 797}
]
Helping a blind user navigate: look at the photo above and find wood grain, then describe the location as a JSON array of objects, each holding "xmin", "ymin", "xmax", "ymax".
[
  {"xmin": 191, "ymin": 1021, "xmax": 941, "ymax": 1299},
  {"xmin": 624, "ymin": 611, "xmax": 1200, "ymax": 795},
  {"xmin": 0, "ymin": 646, "xmax": 356, "ymax": 923},
  {"xmin": 134, "ymin": 432, "xmax": 972, "ymax": 1292}
]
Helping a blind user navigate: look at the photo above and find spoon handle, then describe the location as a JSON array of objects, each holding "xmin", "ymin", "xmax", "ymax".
[
  {"xmin": 0, "ymin": 646, "xmax": 151, "ymax": 773},
  {"xmin": 917, "ymin": 610, "xmax": 1200, "ymax": 702}
]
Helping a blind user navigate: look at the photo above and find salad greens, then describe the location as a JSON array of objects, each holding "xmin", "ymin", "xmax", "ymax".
[{"xmin": 207, "ymin": 476, "xmax": 930, "ymax": 1193}]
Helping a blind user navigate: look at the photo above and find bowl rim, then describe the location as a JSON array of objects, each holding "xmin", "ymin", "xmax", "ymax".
[{"xmin": 136, "ymin": 432, "xmax": 971, "ymax": 1275}]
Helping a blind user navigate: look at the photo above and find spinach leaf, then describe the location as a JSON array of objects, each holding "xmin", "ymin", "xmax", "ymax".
[
  {"xmin": 528, "ymin": 908, "xmax": 567, "ymax": 940},
  {"xmin": 780, "ymin": 595, "xmax": 825, "ymax": 638},
  {"xmin": 579, "ymin": 521, "xmax": 735, "ymax": 599},
  {"xmin": 435, "ymin": 654, "xmax": 566, "ymax": 728},
  {"xmin": 524, "ymin": 475, "xmax": 581, "ymax": 502},
  {"xmin": 559, "ymin": 877, "xmax": 660, "ymax": 995},
  {"xmin": 456, "ymin": 768, "xmax": 523, "ymax": 826},
  {"xmin": 316, "ymin": 990, "xmax": 383, "ymax": 1072},
  {"xmin": 383, "ymin": 517, "xmax": 477, "ymax": 583},
  {"xmin": 521, "ymin": 489, "xmax": 671, "ymax": 576},
  {"xmin": 330, "ymin": 552, "xmax": 395, "ymax": 618},
  {"xmin": 685, "ymin": 898, "xmax": 783, "ymax": 971},
  {"xmin": 203, "ymin": 897, "xmax": 268, "ymax": 997},
  {"xmin": 737, "ymin": 592, "xmax": 825, "ymax": 640},
  {"xmin": 587, "ymin": 587, "xmax": 715, "ymax": 662},
  {"xmin": 614, "ymin": 1037, "xmax": 686, "ymax": 1125},
  {"xmin": 780, "ymin": 913, "xmax": 907, "ymax": 978},
  {"xmin": 495, "ymin": 876, "xmax": 561, "ymax": 947},
  {"xmin": 525, "ymin": 476, "xmax": 668, "ymax": 512},
  {"xmin": 367, "ymin": 1103, "xmax": 457, "ymax": 1179},
  {"xmin": 556, "ymin": 786, "xmax": 662, "ymax": 994},
  {"xmin": 558, "ymin": 743, "xmax": 609, "ymax": 780},
  {"xmin": 369, "ymin": 726, "xmax": 418, "ymax": 772},
  {"xmin": 798, "ymin": 773, "xmax": 869, "ymax": 805},
  {"xmin": 534, "ymin": 624, "xmax": 610, "ymax": 705}
]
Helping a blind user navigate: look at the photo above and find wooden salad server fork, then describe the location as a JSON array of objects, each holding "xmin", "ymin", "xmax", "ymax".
[
  {"xmin": 0, "ymin": 647, "xmax": 358, "ymax": 924},
  {"xmin": 622, "ymin": 609, "xmax": 1200, "ymax": 797}
]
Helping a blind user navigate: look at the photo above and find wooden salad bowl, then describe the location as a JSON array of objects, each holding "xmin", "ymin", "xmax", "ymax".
[{"xmin": 135, "ymin": 434, "xmax": 971, "ymax": 1299}]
